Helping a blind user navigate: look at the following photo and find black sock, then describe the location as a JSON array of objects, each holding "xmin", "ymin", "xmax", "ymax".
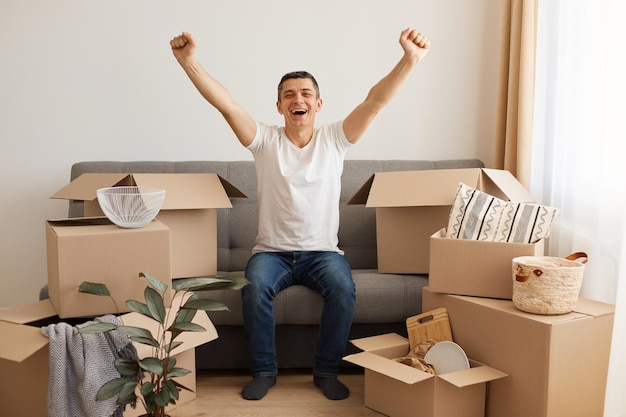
[
  {"xmin": 314, "ymin": 375, "xmax": 350, "ymax": 400},
  {"xmin": 242, "ymin": 376, "xmax": 276, "ymax": 400}
]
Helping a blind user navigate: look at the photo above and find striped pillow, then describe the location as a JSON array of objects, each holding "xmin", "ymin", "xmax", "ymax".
[{"xmin": 446, "ymin": 183, "xmax": 559, "ymax": 243}]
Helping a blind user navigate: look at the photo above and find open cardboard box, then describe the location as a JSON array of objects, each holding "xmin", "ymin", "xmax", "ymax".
[
  {"xmin": 46, "ymin": 217, "xmax": 172, "ymax": 318},
  {"xmin": 348, "ymin": 168, "xmax": 534, "ymax": 274},
  {"xmin": 0, "ymin": 295, "xmax": 218, "ymax": 417},
  {"xmin": 344, "ymin": 333, "xmax": 506, "ymax": 417},
  {"xmin": 422, "ymin": 287, "xmax": 615, "ymax": 417},
  {"xmin": 51, "ymin": 173, "xmax": 246, "ymax": 278},
  {"xmin": 428, "ymin": 228, "xmax": 545, "ymax": 299}
]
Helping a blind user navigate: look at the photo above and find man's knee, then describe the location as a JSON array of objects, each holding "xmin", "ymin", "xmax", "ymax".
[
  {"xmin": 316, "ymin": 254, "xmax": 355, "ymax": 300},
  {"xmin": 244, "ymin": 252, "xmax": 290, "ymax": 299}
]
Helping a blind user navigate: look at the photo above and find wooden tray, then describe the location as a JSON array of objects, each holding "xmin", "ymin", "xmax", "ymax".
[{"xmin": 406, "ymin": 307, "xmax": 453, "ymax": 349}]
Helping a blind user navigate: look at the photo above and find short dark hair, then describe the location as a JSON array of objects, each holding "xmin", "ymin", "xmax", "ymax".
[{"xmin": 277, "ymin": 71, "xmax": 320, "ymax": 101}]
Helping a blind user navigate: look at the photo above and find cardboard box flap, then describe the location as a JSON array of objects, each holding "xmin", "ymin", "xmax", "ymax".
[
  {"xmin": 573, "ymin": 297, "xmax": 615, "ymax": 318},
  {"xmin": 350, "ymin": 332, "xmax": 408, "ymax": 352},
  {"xmin": 347, "ymin": 169, "xmax": 482, "ymax": 207},
  {"xmin": 348, "ymin": 168, "xmax": 535, "ymax": 209},
  {"xmin": 449, "ymin": 294, "xmax": 612, "ymax": 324},
  {"xmin": 0, "ymin": 299, "xmax": 58, "ymax": 325},
  {"xmin": 353, "ymin": 169, "xmax": 482, "ymax": 208},
  {"xmin": 0, "ymin": 321, "xmax": 49, "ymax": 363},
  {"xmin": 437, "ymin": 362, "xmax": 508, "ymax": 387},
  {"xmin": 347, "ymin": 174, "xmax": 375, "ymax": 205},
  {"xmin": 120, "ymin": 294, "xmax": 218, "ymax": 358},
  {"xmin": 47, "ymin": 217, "xmax": 113, "ymax": 227},
  {"xmin": 480, "ymin": 168, "xmax": 535, "ymax": 202},
  {"xmin": 51, "ymin": 173, "xmax": 130, "ymax": 201},
  {"xmin": 51, "ymin": 173, "xmax": 247, "ymax": 209},
  {"xmin": 132, "ymin": 173, "xmax": 243, "ymax": 210},
  {"xmin": 0, "ymin": 300, "xmax": 58, "ymax": 363},
  {"xmin": 217, "ymin": 175, "xmax": 247, "ymax": 199},
  {"xmin": 344, "ymin": 351, "xmax": 433, "ymax": 385}
]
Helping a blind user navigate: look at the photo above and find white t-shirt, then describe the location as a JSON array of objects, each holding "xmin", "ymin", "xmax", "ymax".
[{"xmin": 246, "ymin": 120, "xmax": 352, "ymax": 253}]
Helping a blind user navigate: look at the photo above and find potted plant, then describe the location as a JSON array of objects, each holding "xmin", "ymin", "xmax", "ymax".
[{"xmin": 78, "ymin": 272, "xmax": 249, "ymax": 417}]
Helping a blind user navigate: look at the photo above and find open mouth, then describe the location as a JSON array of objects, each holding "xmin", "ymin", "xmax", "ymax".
[{"xmin": 291, "ymin": 109, "xmax": 307, "ymax": 115}]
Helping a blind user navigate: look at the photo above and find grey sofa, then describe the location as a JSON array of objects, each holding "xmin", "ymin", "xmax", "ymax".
[{"xmin": 51, "ymin": 159, "xmax": 484, "ymax": 370}]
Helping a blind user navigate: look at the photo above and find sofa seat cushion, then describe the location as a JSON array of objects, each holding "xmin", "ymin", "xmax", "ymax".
[{"xmin": 191, "ymin": 270, "xmax": 427, "ymax": 326}]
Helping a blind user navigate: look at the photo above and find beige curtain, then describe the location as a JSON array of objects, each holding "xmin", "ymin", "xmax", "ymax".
[{"xmin": 494, "ymin": 0, "xmax": 538, "ymax": 188}]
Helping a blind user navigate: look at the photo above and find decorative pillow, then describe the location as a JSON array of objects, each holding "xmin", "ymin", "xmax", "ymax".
[{"xmin": 446, "ymin": 183, "xmax": 559, "ymax": 243}]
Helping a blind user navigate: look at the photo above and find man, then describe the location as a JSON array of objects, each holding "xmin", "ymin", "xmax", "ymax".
[{"xmin": 170, "ymin": 28, "xmax": 430, "ymax": 401}]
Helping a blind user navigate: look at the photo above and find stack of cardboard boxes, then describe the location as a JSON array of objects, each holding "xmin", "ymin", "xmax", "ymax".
[
  {"xmin": 0, "ymin": 173, "xmax": 246, "ymax": 416},
  {"xmin": 345, "ymin": 168, "xmax": 615, "ymax": 417}
]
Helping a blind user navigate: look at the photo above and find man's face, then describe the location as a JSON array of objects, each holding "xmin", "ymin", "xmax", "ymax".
[{"xmin": 276, "ymin": 78, "xmax": 322, "ymax": 127}]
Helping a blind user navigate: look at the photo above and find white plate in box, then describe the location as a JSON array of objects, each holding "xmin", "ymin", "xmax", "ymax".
[{"xmin": 424, "ymin": 341, "xmax": 470, "ymax": 374}]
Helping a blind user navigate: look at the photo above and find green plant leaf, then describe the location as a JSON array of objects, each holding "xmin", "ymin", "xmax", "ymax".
[
  {"xmin": 129, "ymin": 335, "xmax": 161, "ymax": 348},
  {"xmin": 145, "ymin": 287, "xmax": 166, "ymax": 324},
  {"xmin": 155, "ymin": 388, "xmax": 171, "ymax": 407},
  {"xmin": 117, "ymin": 325, "xmax": 154, "ymax": 339},
  {"xmin": 167, "ymin": 366, "xmax": 192, "ymax": 378},
  {"xmin": 163, "ymin": 379, "xmax": 180, "ymax": 402},
  {"xmin": 117, "ymin": 381, "xmax": 139, "ymax": 405},
  {"xmin": 183, "ymin": 298, "xmax": 230, "ymax": 312},
  {"xmin": 172, "ymin": 379, "xmax": 195, "ymax": 393},
  {"xmin": 224, "ymin": 275, "xmax": 251, "ymax": 290},
  {"xmin": 95, "ymin": 377, "xmax": 128, "ymax": 400},
  {"xmin": 140, "ymin": 381, "xmax": 155, "ymax": 396},
  {"xmin": 174, "ymin": 276, "xmax": 234, "ymax": 292},
  {"xmin": 140, "ymin": 272, "xmax": 169, "ymax": 293},
  {"xmin": 143, "ymin": 391, "xmax": 156, "ymax": 414},
  {"xmin": 168, "ymin": 322, "xmax": 206, "ymax": 333},
  {"xmin": 126, "ymin": 299, "xmax": 151, "ymax": 317},
  {"xmin": 117, "ymin": 326, "xmax": 159, "ymax": 348},
  {"xmin": 139, "ymin": 357, "xmax": 165, "ymax": 376},
  {"xmin": 114, "ymin": 357, "xmax": 140, "ymax": 377},
  {"xmin": 166, "ymin": 356, "xmax": 176, "ymax": 371},
  {"xmin": 174, "ymin": 308, "xmax": 197, "ymax": 325},
  {"xmin": 78, "ymin": 281, "xmax": 111, "ymax": 297},
  {"xmin": 164, "ymin": 341, "xmax": 184, "ymax": 353},
  {"xmin": 77, "ymin": 322, "xmax": 118, "ymax": 334}
]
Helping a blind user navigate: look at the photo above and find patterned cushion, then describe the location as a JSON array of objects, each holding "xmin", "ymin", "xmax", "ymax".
[{"xmin": 446, "ymin": 182, "xmax": 559, "ymax": 243}]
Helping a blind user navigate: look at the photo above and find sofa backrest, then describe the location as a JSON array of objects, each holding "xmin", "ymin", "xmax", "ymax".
[{"xmin": 67, "ymin": 159, "xmax": 484, "ymax": 272}]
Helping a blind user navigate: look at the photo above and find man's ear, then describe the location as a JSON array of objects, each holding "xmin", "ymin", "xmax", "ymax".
[
  {"xmin": 276, "ymin": 100, "xmax": 283, "ymax": 115},
  {"xmin": 316, "ymin": 98, "xmax": 323, "ymax": 112}
]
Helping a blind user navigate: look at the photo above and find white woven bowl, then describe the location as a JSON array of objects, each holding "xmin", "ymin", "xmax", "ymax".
[{"xmin": 96, "ymin": 186, "xmax": 165, "ymax": 228}]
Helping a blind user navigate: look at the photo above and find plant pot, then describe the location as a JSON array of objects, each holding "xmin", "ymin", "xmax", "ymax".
[{"xmin": 137, "ymin": 411, "xmax": 172, "ymax": 417}]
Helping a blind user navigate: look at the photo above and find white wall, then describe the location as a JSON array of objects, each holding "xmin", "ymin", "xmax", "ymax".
[{"xmin": 0, "ymin": 0, "xmax": 503, "ymax": 308}]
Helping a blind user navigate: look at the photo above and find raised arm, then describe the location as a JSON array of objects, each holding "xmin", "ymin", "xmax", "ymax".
[
  {"xmin": 342, "ymin": 28, "xmax": 430, "ymax": 144},
  {"xmin": 170, "ymin": 32, "xmax": 257, "ymax": 147}
]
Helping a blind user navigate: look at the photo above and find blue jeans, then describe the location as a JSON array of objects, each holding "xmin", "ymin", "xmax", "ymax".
[{"xmin": 242, "ymin": 251, "xmax": 356, "ymax": 378}]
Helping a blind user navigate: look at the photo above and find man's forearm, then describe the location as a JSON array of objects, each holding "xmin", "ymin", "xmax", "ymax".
[
  {"xmin": 364, "ymin": 53, "xmax": 420, "ymax": 112},
  {"xmin": 178, "ymin": 58, "xmax": 237, "ymax": 114}
]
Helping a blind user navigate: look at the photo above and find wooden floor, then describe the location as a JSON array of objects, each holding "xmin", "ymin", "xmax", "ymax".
[{"xmin": 173, "ymin": 369, "xmax": 383, "ymax": 417}]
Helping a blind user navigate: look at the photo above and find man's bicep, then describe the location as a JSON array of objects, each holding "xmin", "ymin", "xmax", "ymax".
[
  {"xmin": 342, "ymin": 102, "xmax": 378, "ymax": 144},
  {"xmin": 223, "ymin": 105, "xmax": 257, "ymax": 147}
]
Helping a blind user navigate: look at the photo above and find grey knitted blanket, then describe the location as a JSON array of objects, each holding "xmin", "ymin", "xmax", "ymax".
[{"xmin": 41, "ymin": 315, "xmax": 139, "ymax": 417}]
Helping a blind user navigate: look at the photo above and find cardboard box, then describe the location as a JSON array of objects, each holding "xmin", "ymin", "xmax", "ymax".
[
  {"xmin": 428, "ymin": 228, "xmax": 545, "ymax": 299},
  {"xmin": 51, "ymin": 173, "xmax": 246, "ymax": 278},
  {"xmin": 422, "ymin": 287, "xmax": 615, "ymax": 417},
  {"xmin": 46, "ymin": 218, "xmax": 172, "ymax": 318},
  {"xmin": 348, "ymin": 168, "xmax": 534, "ymax": 273},
  {"xmin": 344, "ymin": 333, "xmax": 506, "ymax": 417},
  {"xmin": 0, "ymin": 297, "xmax": 218, "ymax": 417}
]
